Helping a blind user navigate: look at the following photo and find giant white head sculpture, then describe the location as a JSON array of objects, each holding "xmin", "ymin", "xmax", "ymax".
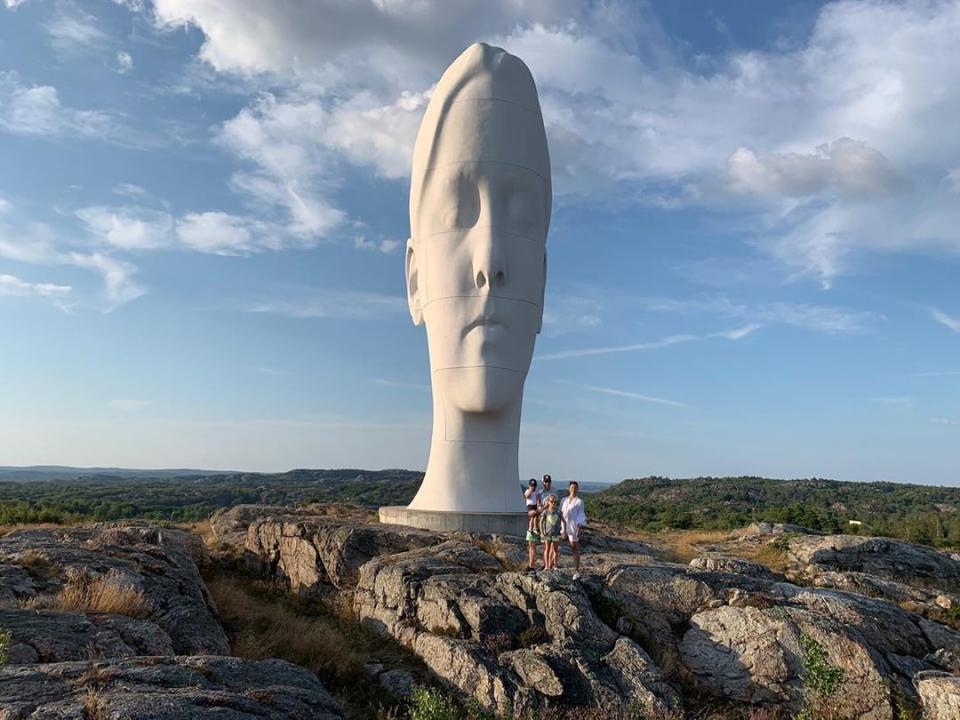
[{"xmin": 404, "ymin": 42, "xmax": 551, "ymax": 513}]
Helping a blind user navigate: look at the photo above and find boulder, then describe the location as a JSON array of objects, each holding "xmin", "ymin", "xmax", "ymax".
[
  {"xmin": 689, "ymin": 555, "xmax": 786, "ymax": 581},
  {"xmin": 679, "ymin": 604, "xmax": 893, "ymax": 718},
  {"xmin": 0, "ymin": 655, "xmax": 344, "ymax": 719},
  {"xmin": 0, "ymin": 527, "xmax": 229, "ymax": 656},
  {"xmin": 211, "ymin": 505, "xmax": 444, "ymax": 591},
  {"xmin": 916, "ymin": 672, "xmax": 960, "ymax": 720},
  {"xmin": 0, "ymin": 608, "xmax": 174, "ymax": 664},
  {"xmin": 782, "ymin": 534, "xmax": 960, "ymax": 593}
]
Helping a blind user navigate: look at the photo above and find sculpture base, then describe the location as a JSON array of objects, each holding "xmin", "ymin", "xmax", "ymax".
[{"xmin": 378, "ymin": 506, "xmax": 529, "ymax": 537}]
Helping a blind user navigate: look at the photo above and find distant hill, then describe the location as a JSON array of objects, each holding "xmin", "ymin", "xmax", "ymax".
[
  {"xmin": 6, "ymin": 468, "xmax": 955, "ymax": 549},
  {"xmin": 0, "ymin": 466, "xmax": 238, "ymax": 482},
  {"xmin": 591, "ymin": 475, "xmax": 960, "ymax": 547},
  {"xmin": 0, "ymin": 468, "xmax": 425, "ymax": 524}
]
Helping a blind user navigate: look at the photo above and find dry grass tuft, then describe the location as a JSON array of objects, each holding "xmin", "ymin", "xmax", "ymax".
[
  {"xmin": 82, "ymin": 687, "xmax": 108, "ymax": 720},
  {"xmin": 208, "ymin": 576, "xmax": 371, "ymax": 684},
  {"xmin": 653, "ymin": 529, "xmax": 736, "ymax": 564},
  {"xmin": 54, "ymin": 569, "xmax": 152, "ymax": 618},
  {"xmin": 207, "ymin": 574, "xmax": 425, "ymax": 720}
]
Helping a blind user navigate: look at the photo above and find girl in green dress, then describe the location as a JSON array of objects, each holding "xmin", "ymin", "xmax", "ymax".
[{"xmin": 539, "ymin": 494, "xmax": 562, "ymax": 570}]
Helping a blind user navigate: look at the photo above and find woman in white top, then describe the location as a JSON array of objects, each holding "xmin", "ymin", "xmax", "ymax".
[{"xmin": 560, "ymin": 481, "xmax": 587, "ymax": 580}]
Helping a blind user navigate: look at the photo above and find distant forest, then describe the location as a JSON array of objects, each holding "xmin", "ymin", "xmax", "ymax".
[
  {"xmin": 0, "ymin": 470, "xmax": 958, "ymax": 549},
  {"xmin": 591, "ymin": 476, "xmax": 960, "ymax": 548}
]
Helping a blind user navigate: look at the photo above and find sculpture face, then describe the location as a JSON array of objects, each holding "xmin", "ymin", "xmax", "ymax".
[{"xmin": 406, "ymin": 43, "xmax": 550, "ymax": 415}]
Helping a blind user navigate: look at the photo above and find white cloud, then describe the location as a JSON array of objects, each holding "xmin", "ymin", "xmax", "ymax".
[
  {"xmin": 0, "ymin": 196, "xmax": 10, "ymax": 214},
  {"xmin": 353, "ymin": 235, "xmax": 401, "ymax": 254},
  {"xmin": 727, "ymin": 138, "xmax": 906, "ymax": 199},
  {"xmin": 541, "ymin": 294, "xmax": 604, "ymax": 335},
  {"xmin": 0, "ymin": 211, "xmax": 144, "ymax": 309},
  {"xmin": 176, "ymin": 211, "xmax": 259, "ymax": 255},
  {"xmin": 253, "ymin": 366, "xmax": 290, "ymax": 377},
  {"xmin": 68, "ymin": 252, "xmax": 146, "ymax": 308},
  {"xmin": 325, "ymin": 90, "xmax": 430, "ymax": 179},
  {"xmin": 126, "ymin": 0, "xmax": 960, "ymax": 287},
  {"xmin": 931, "ymin": 308, "xmax": 960, "ymax": 333},
  {"xmin": 561, "ymin": 380, "xmax": 690, "ymax": 409},
  {"xmin": 713, "ymin": 323, "xmax": 762, "ymax": 340},
  {"xmin": 45, "ymin": 7, "xmax": 110, "ymax": 51},
  {"xmin": 116, "ymin": 51, "xmax": 135, "ymax": 74},
  {"xmin": 217, "ymin": 94, "xmax": 344, "ymax": 241},
  {"xmin": 107, "ymin": 398, "xmax": 148, "ymax": 411},
  {"xmin": 76, "ymin": 206, "xmax": 173, "ymax": 250},
  {"xmin": 246, "ymin": 289, "xmax": 405, "ymax": 320},
  {"xmin": 0, "ymin": 220, "xmax": 60, "ymax": 264},
  {"xmin": 0, "ymin": 72, "xmax": 115, "ymax": 139},
  {"xmin": 641, "ymin": 295, "xmax": 876, "ymax": 334},
  {"xmin": 150, "ymin": 0, "xmax": 581, "ymax": 76},
  {"xmin": 0, "ymin": 273, "xmax": 71, "ymax": 298},
  {"xmin": 948, "ymin": 168, "xmax": 960, "ymax": 193},
  {"xmin": 539, "ymin": 333, "xmax": 698, "ymax": 361},
  {"xmin": 4, "ymin": 0, "xmax": 29, "ymax": 8},
  {"xmin": 930, "ymin": 417, "xmax": 958, "ymax": 426}
]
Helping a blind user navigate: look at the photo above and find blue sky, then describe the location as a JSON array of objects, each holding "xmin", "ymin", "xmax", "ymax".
[{"xmin": 1, "ymin": 0, "xmax": 958, "ymax": 485}]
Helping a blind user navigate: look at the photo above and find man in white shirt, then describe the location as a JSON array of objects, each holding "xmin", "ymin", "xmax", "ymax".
[{"xmin": 560, "ymin": 481, "xmax": 587, "ymax": 580}]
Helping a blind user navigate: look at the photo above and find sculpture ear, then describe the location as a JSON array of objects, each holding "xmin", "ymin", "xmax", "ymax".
[
  {"xmin": 405, "ymin": 239, "xmax": 423, "ymax": 326},
  {"xmin": 537, "ymin": 250, "xmax": 547, "ymax": 334}
]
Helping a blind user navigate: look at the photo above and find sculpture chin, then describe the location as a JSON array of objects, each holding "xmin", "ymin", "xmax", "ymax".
[{"xmin": 439, "ymin": 366, "xmax": 525, "ymax": 415}]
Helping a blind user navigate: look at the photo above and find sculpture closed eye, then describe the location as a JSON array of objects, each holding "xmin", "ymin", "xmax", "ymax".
[
  {"xmin": 434, "ymin": 174, "xmax": 480, "ymax": 233},
  {"xmin": 505, "ymin": 187, "xmax": 542, "ymax": 235}
]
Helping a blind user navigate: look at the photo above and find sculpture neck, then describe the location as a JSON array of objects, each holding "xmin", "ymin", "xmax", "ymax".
[{"xmin": 406, "ymin": 383, "xmax": 524, "ymax": 513}]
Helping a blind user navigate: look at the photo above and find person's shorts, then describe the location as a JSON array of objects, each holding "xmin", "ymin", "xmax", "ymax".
[
  {"xmin": 567, "ymin": 524, "xmax": 581, "ymax": 544},
  {"xmin": 526, "ymin": 530, "xmax": 541, "ymax": 543},
  {"xmin": 543, "ymin": 534, "xmax": 561, "ymax": 544}
]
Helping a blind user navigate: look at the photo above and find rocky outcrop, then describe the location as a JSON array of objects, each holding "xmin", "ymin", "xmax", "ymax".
[
  {"xmin": 0, "ymin": 655, "xmax": 344, "ymax": 719},
  {"xmin": 781, "ymin": 534, "xmax": 960, "ymax": 592},
  {"xmin": 354, "ymin": 539, "xmax": 680, "ymax": 717},
  {"xmin": 210, "ymin": 504, "xmax": 444, "ymax": 592},
  {"xmin": 0, "ymin": 526, "xmax": 229, "ymax": 658},
  {"xmin": 212, "ymin": 505, "xmax": 960, "ymax": 719}
]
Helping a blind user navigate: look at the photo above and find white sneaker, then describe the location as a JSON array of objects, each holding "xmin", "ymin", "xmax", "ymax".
[{"xmin": 572, "ymin": 572, "xmax": 580, "ymax": 581}]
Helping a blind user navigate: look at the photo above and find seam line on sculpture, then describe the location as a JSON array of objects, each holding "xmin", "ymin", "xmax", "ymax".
[
  {"xmin": 431, "ymin": 365, "xmax": 525, "ymax": 374},
  {"xmin": 436, "ymin": 439, "xmax": 520, "ymax": 446},
  {"xmin": 420, "ymin": 295, "xmax": 541, "ymax": 311},
  {"xmin": 421, "ymin": 160, "xmax": 548, "ymax": 184},
  {"xmin": 421, "ymin": 225, "xmax": 541, "ymax": 243},
  {"xmin": 447, "ymin": 97, "xmax": 540, "ymax": 115}
]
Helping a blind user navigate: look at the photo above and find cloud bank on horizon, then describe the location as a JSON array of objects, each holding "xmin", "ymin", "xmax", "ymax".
[{"xmin": 0, "ymin": 0, "xmax": 958, "ymax": 484}]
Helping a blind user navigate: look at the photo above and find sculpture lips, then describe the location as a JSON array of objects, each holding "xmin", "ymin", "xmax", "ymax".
[{"xmin": 463, "ymin": 313, "xmax": 505, "ymax": 339}]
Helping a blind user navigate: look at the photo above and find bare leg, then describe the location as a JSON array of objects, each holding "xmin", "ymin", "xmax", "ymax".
[
  {"xmin": 571, "ymin": 540, "xmax": 580, "ymax": 577},
  {"xmin": 527, "ymin": 541, "xmax": 536, "ymax": 570}
]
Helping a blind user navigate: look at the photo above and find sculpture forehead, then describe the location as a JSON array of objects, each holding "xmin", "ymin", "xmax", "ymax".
[
  {"xmin": 410, "ymin": 43, "xmax": 551, "ymax": 229},
  {"xmin": 416, "ymin": 100, "xmax": 549, "ymax": 180}
]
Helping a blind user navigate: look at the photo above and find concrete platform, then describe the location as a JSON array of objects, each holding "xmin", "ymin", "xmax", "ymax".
[{"xmin": 378, "ymin": 506, "xmax": 529, "ymax": 537}]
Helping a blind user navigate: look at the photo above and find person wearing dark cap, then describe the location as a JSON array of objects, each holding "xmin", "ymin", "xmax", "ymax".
[{"xmin": 541, "ymin": 474, "xmax": 553, "ymax": 501}]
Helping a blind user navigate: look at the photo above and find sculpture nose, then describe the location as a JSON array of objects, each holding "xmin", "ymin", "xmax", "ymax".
[{"xmin": 472, "ymin": 226, "xmax": 506, "ymax": 290}]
